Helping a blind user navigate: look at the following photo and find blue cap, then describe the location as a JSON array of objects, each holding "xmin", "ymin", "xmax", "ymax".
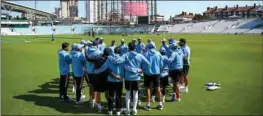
[
  {"xmin": 169, "ymin": 42, "xmax": 177, "ymax": 49},
  {"xmin": 169, "ymin": 38, "xmax": 175, "ymax": 44},
  {"xmin": 72, "ymin": 43, "xmax": 77, "ymax": 49},
  {"xmin": 148, "ymin": 42, "xmax": 156, "ymax": 49}
]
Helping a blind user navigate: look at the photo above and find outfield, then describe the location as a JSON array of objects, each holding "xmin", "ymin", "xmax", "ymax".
[{"xmin": 1, "ymin": 34, "xmax": 262, "ymax": 115}]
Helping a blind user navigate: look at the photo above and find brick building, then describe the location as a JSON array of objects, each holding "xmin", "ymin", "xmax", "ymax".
[{"xmin": 203, "ymin": 3, "xmax": 261, "ymax": 19}]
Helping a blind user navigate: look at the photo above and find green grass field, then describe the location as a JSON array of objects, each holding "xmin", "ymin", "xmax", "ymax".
[{"xmin": 1, "ymin": 34, "xmax": 262, "ymax": 115}]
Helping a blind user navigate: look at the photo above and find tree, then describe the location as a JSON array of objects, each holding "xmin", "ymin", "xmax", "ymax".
[
  {"xmin": 21, "ymin": 17, "xmax": 27, "ymax": 20},
  {"xmin": 15, "ymin": 15, "xmax": 20, "ymax": 20},
  {"xmin": 193, "ymin": 14, "xmax": 203, "ymax": 20},
  {"xmin": 204, "ymin": 14, "xmax": 217, "ymax": 20}
]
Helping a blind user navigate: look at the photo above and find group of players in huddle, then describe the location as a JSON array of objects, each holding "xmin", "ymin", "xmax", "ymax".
[{"xmin": 58, "ymin": 37, "xmax": 191, "ymax": 115}]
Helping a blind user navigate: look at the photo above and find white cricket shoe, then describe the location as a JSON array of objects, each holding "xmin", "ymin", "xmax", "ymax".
[
  {"xmin": 90, "ymin": 99, "xmax": 95, "ymax": 108},
  {"xmin": 116, "ymin": 111, "xmax": 121, "ymax": 116},
  {"xmin": 76, "ymin": 98, "xmax": 85, "ymax": 104},
  {"xmin": 131, "ymin": 109, "xmax": 137, "ymax": 115},
  {"xmin": 97, "ymin": 104, "xmax": 103, "ymax": 113},
  {"xmin": 108, "ymin": 111, "xmax": 113, "ymax": 115},
  {"xmin": 125, "ymin": 110, "xmax": 130, "ymax": 116}
]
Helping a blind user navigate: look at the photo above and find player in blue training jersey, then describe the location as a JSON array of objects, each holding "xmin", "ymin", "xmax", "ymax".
[
  {"xmin": 123, "ymin": 42, "xmax": 150, "ymax": 115},
  {"xmin": 179, "ymin": 38, "xmax": 191, "ymax": 93},
  {"xmin": 142, "ymin": 42, "xmax": 164, "ymax": 111},
  {"xmin": 70, "ymin": 43, "xmax": 77, "ymax": 93},
  {"xmin": 94, "ymin": 47, "xmax": 125, "ymax": 115},
  {"xmin": 71, "ymin": 44, "xmax": 87, "ymax": 104},
  {"xmin": 160, "ymin": 38, "xmax": 169, "ymax": 54},
  {"xmin": 58, "ymin": 42, "xmax": 74, "ymax": 102},
  {"xmin": 85, "ymin": 41, "xmax": 100, "ymax": 107},
  {"xmin": 144, "ymin": 39, "xmax": 152, "ymax": 52},
  {"xmin": 98, "ymin": 37, "xmax": 106, "ymax": 52},
  {"xmin": 88, "ymin": 48, "xmax": 109, "ymax": 112},
  {"xmin": 119, "ymin": 39, "xmax": 128, "ymax": 56},
  {"xmin": 109, "ymin": 40, "xmax": 116, "ymax": 55},
  {"xmin": 135, "ymin": 38, "xmax": 145, "ymax": 54},
  {"xmin": 159, "ymin": 47, "xmax": 169, "ymax": 102},
  {"xmin": 163, "ymin": 42, "xmax": 184, "ymax": 102}
]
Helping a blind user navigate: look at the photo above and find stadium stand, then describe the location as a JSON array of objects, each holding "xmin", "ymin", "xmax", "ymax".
[
  {"xmin": 221, "ymin": 18, "xmax": 263, "ymax": 34},
  {"xmin": 165, "ymin": 18, "xmax": 262, "ymax": 34},
  {"xmin": 201, "ymin": 20, "xmax": 239, "ymax": 33},
  {"xmin": 168, "ymin": 23, "xmax": 193, "ymax": 33},
  {"xmin": 181, "ymin": 20, "xmax": 219, "ymax": 33},
  {"xmin": 1, "ymin": 18, "xmax": 262, "ymax": 35},
  {"xmin": 156, "ymin": 25, "xmax": 171, "ymax": 33},
  {"xmin": 1, "ymin": 28, "xmax": 22, "ymax": 35}
]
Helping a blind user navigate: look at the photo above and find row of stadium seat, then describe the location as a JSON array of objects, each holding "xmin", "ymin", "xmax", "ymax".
[
  {"xmin": 163, "ymin": 18, "xmax": 263, "ymax": 34},
  {"xmin": 1, "ymin": 25, "xmax": 155, "ymax": 35},
  {"xmin": 1, "ymin": 18, "xmax": 262, "ymax": 35}
]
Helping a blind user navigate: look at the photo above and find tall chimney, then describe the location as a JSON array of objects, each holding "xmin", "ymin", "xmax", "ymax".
[
  {"xmin": 215, "ymin": 6, "xmax": 218, "ymax": 10},
  {"xmin": 236, "ymin": 5, "xmax": 238, "ymax": 8},
  {"xmin": 254, "ymin": 3, "xmax": 256, "ymax": 8},
  {"xmin": 225, "ymin": 5, "xmax": 228, "ymax": 9}
]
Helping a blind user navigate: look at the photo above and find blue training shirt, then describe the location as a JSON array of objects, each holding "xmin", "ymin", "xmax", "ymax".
[
  {"xmin": 58, "ymin": 49, "xmax": 71, "ymax": 75},
  {"xmin": 135, "ymin": 43, "xmax": 145, "ymax": 54},
  {"xmin": 71, "ymin": 51, "xmax": 86, "ymax": 77},
  {"xmin": 94, "ymin": 54, "xmax": 125, "ymax": 82},
  {"xmin": 99, "ymin": 43, "xmax": 106, "ymax": 52},
  {"xmin": 123, "ymin": 51, "xmax": 150, "ymax": 81},
  {"xmin": 119, "ymin": 44, "xmax": 128, "ymax": 56},
  {"xmin": 86, "ymin": 46, "xmax": 102, "ymax": 74},
  {"xmin": 164, "ymin": 48, "xmax": 184, "ymax": 70},
  {"xmin": 142, "ymin": 49, "xmax": 163, "ymax": 75},
  {"xmin": 160, "ymin": 55, "xmax": 169, "ymax": 77}
]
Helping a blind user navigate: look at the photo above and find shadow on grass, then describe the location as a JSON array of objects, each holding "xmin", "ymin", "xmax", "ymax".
[
  {"xmin": 13, "ymin": 77, "xmax": 103, "ymax": 114},
  {"xmin": 13, "ymin": 94, "xmax": 107, "ymax": 114},
  {"xmin": 14, "ymin": 77, "xmax": 174, "ymax": 114},
  {"xmin": 28, "ymin": 78, "xmax": 62, "ymax": 94}
]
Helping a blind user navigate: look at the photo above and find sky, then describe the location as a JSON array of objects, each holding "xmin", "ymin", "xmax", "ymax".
[{"xmin": 8, "ymin": 1, "xmax": 263, "ymax": 20}]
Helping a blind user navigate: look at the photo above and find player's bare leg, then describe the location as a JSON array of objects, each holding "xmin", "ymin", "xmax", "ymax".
[
  {"xmin": 96, "ymin": 92, "xmax": 103, "ymax": 112},
  {"xmin": 145, "ymin": 88, "xmax": 151, "ymax": 111},
  {"xmin": 156, "ymin": 87, "xmax": 163, "ymax": 110}
]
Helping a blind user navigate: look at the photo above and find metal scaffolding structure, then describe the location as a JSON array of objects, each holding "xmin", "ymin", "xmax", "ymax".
[{"xmin": 89, "ymin": 0, "xmax": 157, "ymax": 24}]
